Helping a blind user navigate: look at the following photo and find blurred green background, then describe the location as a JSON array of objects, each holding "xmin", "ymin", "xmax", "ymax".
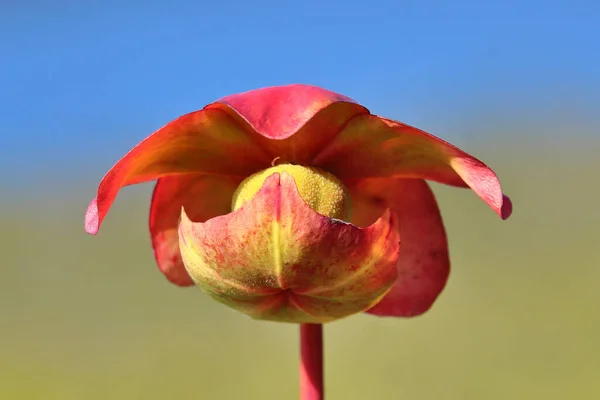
[
  {"xmin": 2, "ymin": 2, "xmax": 599, "ymax": 399},
  {"xmin": 2, "ymin": 111, "xmax": 599, "ymax": 399}
]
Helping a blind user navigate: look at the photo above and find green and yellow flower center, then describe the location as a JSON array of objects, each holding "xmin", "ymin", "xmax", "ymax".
[{"xmin": 232, "ymin": 164, "xmax": 352, "ymax": 221}]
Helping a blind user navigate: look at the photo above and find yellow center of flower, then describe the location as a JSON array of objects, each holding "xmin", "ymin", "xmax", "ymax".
[{"xmin": 232, "ymin": 164, "xmax": 352, "ymax": 221}]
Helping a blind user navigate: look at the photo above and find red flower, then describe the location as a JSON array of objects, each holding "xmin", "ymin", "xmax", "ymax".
[{"xmin": 85, "ymin": 84, "xmax": 512, "ymax": 322}]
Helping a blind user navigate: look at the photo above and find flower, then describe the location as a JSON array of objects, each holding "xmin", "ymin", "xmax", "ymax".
[{"xmin": 85, "ymin": 84, "xmax": 512, "ymax": 323}]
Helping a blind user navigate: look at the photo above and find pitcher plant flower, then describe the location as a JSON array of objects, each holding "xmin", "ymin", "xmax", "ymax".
[{"xmin": 85, "ymin": 84, "xmax": 512, "ymax": 399}]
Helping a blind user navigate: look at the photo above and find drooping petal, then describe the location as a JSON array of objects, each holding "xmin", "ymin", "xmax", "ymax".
[
  {"xmin": 314, "ymin": 115, "xmax": 512, "ymax": 219},
  {"xmin": 348, "ymin": 178, "xmax": 449, "ymax": 317},
  {"xmin": 85, "ymin": 108, "xmax": 271, "ymax": 235},
  {"xmin": 208, "ymin": 84, "xmax": 368, "ymax": 164},
  {"xmin": 149, "ymin": 173, "xmax": 243, "ymax": 286},
  {"xmin": 178, "ymin": 172, "xmax": 400, "ymax": 324}
]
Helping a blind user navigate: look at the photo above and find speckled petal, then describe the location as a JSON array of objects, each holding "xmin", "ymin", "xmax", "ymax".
[{"xmin": 178, "ymin": 173, "xmax": 400, "ymax": 323}]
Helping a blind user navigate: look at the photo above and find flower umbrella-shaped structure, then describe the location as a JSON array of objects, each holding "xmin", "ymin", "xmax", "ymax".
[{"xmin": 85, "ymin": 84, "xmax": 512, "ymax": 399}]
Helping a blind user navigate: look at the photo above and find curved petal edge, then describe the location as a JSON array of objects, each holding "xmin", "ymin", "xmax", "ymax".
[
  {"xmin": 213, "ymin": 84, "xmax": 358, "ymax": 139},
  {"xmin": 84, "ymin": 108, "xmax": 270, "ymax": 235},
  {"xmin": 208, "ymin": 84, "xmax": 369, "ymax": 165},
  {"xmin": 314, "ymin": 115, "xmax": 512, "ymax": 220}
]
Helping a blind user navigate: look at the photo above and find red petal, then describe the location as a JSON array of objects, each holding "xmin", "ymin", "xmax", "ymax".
[
  {"xmin": 216, "ymin": 84, "xmax": 356, "ymax": 139},
  {"xmin": 348, "ymin": 178, "xmax": 450, "ymax": 317},
  {"xmin": 178, "ymin": 173, "xmax": 400, "ymax": 323},
  {"xmin": 149, "ymin": 173, "xmax": 242, "ymax": 286},
  {"xmin": 315, "ymin": 115, "xmax": 512, "ymax": 219},
  {"xmin": 208, "ymin": 84, "xmax": 368, "ymax": 164},
  {"xmin": 85, "ymin": 108, "xmax": 270, "ymax": 235}
]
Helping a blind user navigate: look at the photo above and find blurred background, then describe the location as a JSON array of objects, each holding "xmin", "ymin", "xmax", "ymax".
[{"xmin": 1, "ymin": 1, "xmax": 599, "ymax": 399}]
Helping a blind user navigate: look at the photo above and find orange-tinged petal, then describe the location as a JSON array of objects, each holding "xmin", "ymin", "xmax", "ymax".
[
  {"xmin": 149, "ymin": 173, "xmax": 243, "ymax": 286},
  {"xmin": 348, "ymin": 178, "xmax": 449, "ymax": 317},
  {"xmin": 85, "ymin": 108, "xmax": 271, "ymax": 235},
  {"xmin": 314, "ymin": 115, "xmax": 512, "ymax": 220},
  {"xmin": 208, "ymin": 84, "xmax": 368, "ymax": 164},
  {"xmin": 178, "ymin": 173, "xmax": 400, "ymax": 323}
]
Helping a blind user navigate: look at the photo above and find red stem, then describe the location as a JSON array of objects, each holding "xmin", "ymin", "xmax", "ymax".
[{"xmin": 300, "ymin": 323, "xmax": 324, "ymax": 400}]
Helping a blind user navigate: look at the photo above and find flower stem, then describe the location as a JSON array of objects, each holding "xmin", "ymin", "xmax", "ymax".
[{"xmin": 300, "ymin": 323, "xmax": 324, "ymax": 400}]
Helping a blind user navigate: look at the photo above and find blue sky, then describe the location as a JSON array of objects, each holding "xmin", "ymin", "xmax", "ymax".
[{"xmin": 1, "ymin": 0, "xmax": 598, "ymax": 187}]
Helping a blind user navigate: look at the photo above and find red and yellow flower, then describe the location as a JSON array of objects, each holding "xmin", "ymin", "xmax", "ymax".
[{"xmin": 85, "ymin": 84, "xmax": 512, "ymax": 323}]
